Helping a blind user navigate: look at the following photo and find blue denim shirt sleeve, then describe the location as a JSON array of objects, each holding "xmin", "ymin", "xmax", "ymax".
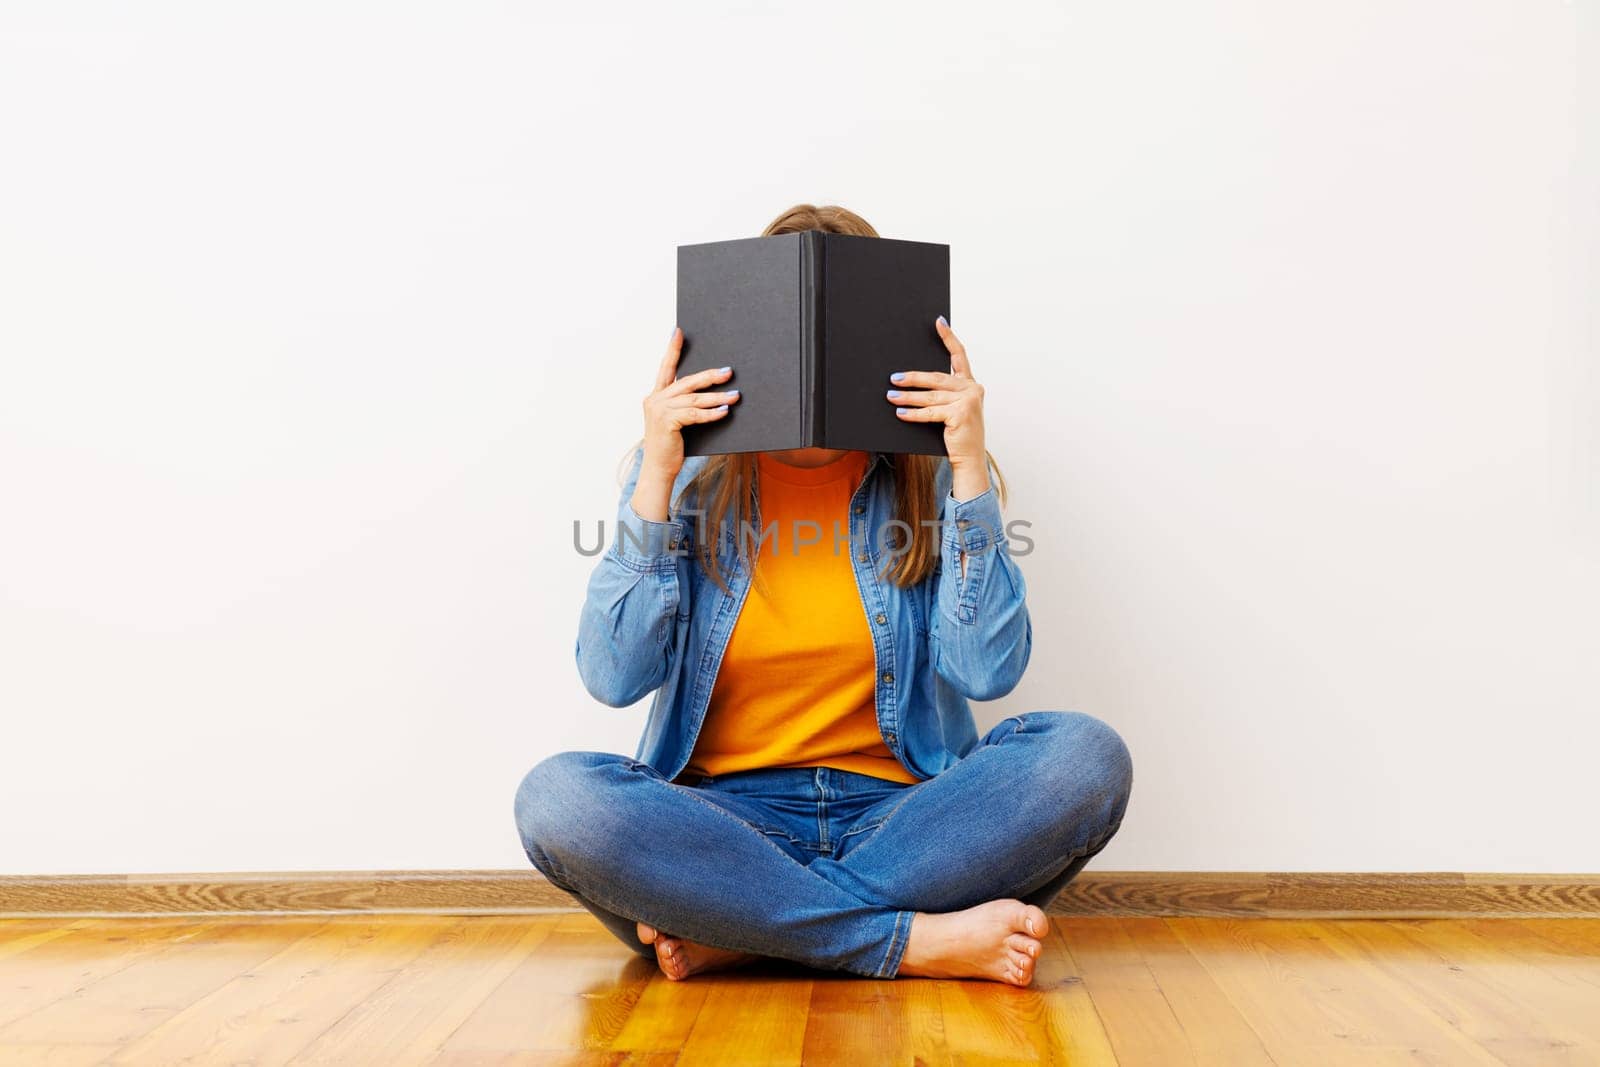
[
  {"xmin": 575, "ymin": 446, "xmax": 690, "ymax": 707},
  {"xmin": 925, "ymin": 475, "xmax": 1032, "ymax": 700}
]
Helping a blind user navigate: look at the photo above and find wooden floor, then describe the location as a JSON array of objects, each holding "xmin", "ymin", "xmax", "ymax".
[{"xmin": 1, "ymin": 913, "xmax": 1597, "ymax": 1065}]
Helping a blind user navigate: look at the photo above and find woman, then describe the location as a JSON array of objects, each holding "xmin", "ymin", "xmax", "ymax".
[{"xmin": 514, "ymin": 204, "xmax": 1132, "ymax": 986}]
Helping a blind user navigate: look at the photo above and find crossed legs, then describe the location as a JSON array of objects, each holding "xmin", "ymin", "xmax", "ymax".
[{"xmin": 512, "ymin": 710, "xmax": 1132, "ymax": 982}]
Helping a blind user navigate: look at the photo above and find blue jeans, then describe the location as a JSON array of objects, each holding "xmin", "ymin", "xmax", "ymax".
[{"xmin": 512, "ymin": 710, "xmax": 1132, "ymax": 979}]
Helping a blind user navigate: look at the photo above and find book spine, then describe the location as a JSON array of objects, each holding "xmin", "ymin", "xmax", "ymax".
[{"xmin": 799, "ymin": 230, "xmax": 826, "ymax": 447}]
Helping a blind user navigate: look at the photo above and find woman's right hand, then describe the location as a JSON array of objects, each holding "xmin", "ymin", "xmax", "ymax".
[{"xmin": 630, "ymin": 326, "xmax": 738, "ymax": 521}]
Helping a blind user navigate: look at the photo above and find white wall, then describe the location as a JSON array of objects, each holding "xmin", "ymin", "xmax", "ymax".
[{"xmin": 1, "ymin": 2, "xmax": 1594, "ymax": 876}]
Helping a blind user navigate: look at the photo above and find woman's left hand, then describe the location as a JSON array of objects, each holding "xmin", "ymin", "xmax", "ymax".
[{"xmin": 886, "ymin": 316, "xmax": 991, "ymax": 500}]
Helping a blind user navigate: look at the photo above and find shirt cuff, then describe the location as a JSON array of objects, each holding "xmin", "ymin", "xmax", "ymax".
[
  {"xmin": 943, "ymin": 485, "xmax": 1006, "ymax": 555},
  {"xmin": 612, "ymin": 501, "xmax": 686, "ymax": 570}
]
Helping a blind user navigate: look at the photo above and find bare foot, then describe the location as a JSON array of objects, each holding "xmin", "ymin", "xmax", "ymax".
[
  {"xmin": 636, "ymin": 921, "xmax": 761, "ymax": 981},
  {"xmin": 896, "ymin": 899, "xmax": 1048, "ymax": 986}
]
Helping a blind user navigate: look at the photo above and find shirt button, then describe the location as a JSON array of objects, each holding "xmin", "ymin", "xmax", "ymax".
[
  {"xmin": 885, "ymin": 732, "xmax": 896, "ymax": 744},
  {"xmin": 957, "ymin": 518, "xmax": 970, "ymax": 528},
  {"xmin": 858, "ymin": 551, "xmax": 869, "ymax": 563},
  {"xmin": 874, "ymin": 613, "xmax": 887, "ymax": 625},
  {"xmin": 854, "ymin": 505, "xmax": 865, "ymax": 515},
  {"xmin": 881, "ymin": 672, "xmax": 894, "ymax": 684}
]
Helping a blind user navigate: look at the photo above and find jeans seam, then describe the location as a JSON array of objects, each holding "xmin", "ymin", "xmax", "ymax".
[
  {"xmin": 763, "ymin": 827, "xmax": 818, "ymax": 851},
  {"xmin": 664, "ymin": 778, "xmax": 829, "ymax": 870},
  {"xmin": 815, "ymin": 769, "xmax": 830, "ymax": 851},
  {"xmin": 886, "ymin": 908, "xmax": 916, "ymax": 978},
  {"xmin": 677, "ymin": 777, "xmax": 824, "ymax": 851},
  {"xmin": 837, "ymin": 817, "xmax": 888, "ymax": 841},
  {"xmin": 608, "ymin": 544, "xmax": 675, "ymax": 575},
  {"xmin": 876, "ymin": 907, "xmax": 908, "ymax": 977},
  {"xmin": 818, "ymin": 784, "xmax": 926, "ymax": 872},
  {"xmin": 621, "ymin": 759, "xmax": 819, "ymax": 869}
]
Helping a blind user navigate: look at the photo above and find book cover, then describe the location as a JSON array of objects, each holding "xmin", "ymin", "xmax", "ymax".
[{"xmin": 674, "ymin": 230, "xmax": 951, "ymax": 456}]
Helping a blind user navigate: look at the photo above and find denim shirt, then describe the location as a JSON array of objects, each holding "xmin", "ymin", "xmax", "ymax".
[{"xmin": 575, "ymin": 446, "xmax": 1032, "ymax": 782}]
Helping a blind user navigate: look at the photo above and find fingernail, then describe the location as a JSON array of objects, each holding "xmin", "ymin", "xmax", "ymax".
[
  {"xmin": 896, "ymin": 407, "xmax": 909, "ymax": 416},
  {"xmin": 669, "ymin": 325, "xmax": 678, "ymax": 341},
  {"xmin": 719, "ymin": 365, "xmax": 731, "ymax": 374},
  {"xmin": 886, "ymin": 389, "xmax": 902, "ymax": 399},
  {"xmin": 727, "ymin": 389, "xmax": 740, "ymax": 398},
  {"xmin": 936, "ymin": 314, "xmax": 949, "ymax": 329},
  {"xmin": 890, "ymin": 372, "xmax": 906, "ymax": 382},
  {"xmin": 714, "ymin": 404, "xmax": 729, "ymax": 412}
]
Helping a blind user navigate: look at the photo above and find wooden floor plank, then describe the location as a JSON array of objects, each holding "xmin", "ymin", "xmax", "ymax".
[
  {"xmin": 0, "ymin": 1043, "xmax": 122, "ymax": 1065},
  {"xmin": 606, "ymin": 965, "xmax": 713, "ymax": 1055},
  {"xmin": 291, "ymin": 915, "xmax": 557, "ymax": 1064},
  {"xmin": 0, "ymin": 917, "xmax": 224, "ymax": 1032},
  {"xmin": 439, "ymin": 912, "xmax": 668, "ymax": 1056},
  {"xmin": 1060, "ymin": 916, "xmax": 1273, "ymax": 1066},
  {"xmin": 0, "ymin": 919, "xmax": 306, "ymax": 1046},
  {"xmin": 1033, "ymin": 921, "xmax": 1121, "ymax": 1066},
  {"xmin": 937, "ymin": 921, "xmax": 1117, "ymax": 1067},
  {"xmin": 805, "ymin": 968, "xmax": 952, "ymax": 1067},
  {"xmin": 0, "ymin": 914, "xmax": 1596, "ymax": 1063},
  {"xmin": 1315, "ymin": 919, "xmax": 1593, "ymax": 1064},
  {"xmin": 1455, "ymin": 918, "xmax": 1600, "ymax": 991},
  {"xmin": 1390, "ymin": 919, "xmax": 1600, "ymax": 1048},
  {"xmin": 1170, "ymin": 917, "xmax": 1504, "ymax": 1065},
  {"xmin": 0, "ymin": 919, "xmax": 91, "ymax": 964},
  {"xmin": 107, "ymin": 916, "xmax": 441, "ymax": 1065},
  {"xmin": 1058, "ymin": 916, "xmax": 1199, "ymax": 1064},
  {"xmin": 429, "ymin": 1054, "xmax": 680, "ymax": 1066},
  {"xmin": 678, "ymin": 970, "xmax": 813, "ymax": 1067}
]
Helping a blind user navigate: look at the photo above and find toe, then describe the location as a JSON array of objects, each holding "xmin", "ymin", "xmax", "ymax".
[
  {"xmin": 654, "ymin": 938, "xmax": 682, "ymax": 978},
  {"xmin": 1006, "ymin": 933, "xmax": 1041, "ymax": 959},
  {"xmin": 1021, "ymin": 904, "xmax": 1050, "ymax": 939},
  {"xmin": 1006, "ymin": 947, "xmax": 1037, "ymax": 984},
  {"xmin": 637, "ymin": 922, "xmax": 658, "ymax": 944}
]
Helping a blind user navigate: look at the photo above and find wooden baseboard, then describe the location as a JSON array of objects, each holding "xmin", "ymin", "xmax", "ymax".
[
  {"xmin": 3, "ymin": 870, "xmax": 1597, "ymax": 920},
  {"xmin": 0, "ymin": 871, "xmax": 571, "ymax": 918},
  {"xmin": 1056, "ymin": 871, "xmax": 1600, "ymax": 918}
]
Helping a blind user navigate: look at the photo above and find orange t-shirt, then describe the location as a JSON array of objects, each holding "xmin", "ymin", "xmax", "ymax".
[{"xmin": 681, "ymin": 449, "xmax": 917, "ymax": 785}]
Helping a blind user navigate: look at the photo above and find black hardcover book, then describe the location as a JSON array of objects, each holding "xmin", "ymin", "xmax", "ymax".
[{"xmin": 674, "ymin": 230, "xmax": 950, "ymax": 456}]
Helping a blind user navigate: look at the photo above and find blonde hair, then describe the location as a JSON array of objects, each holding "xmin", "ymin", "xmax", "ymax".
[{"xmin": 627, "ymin": 203, "xmax": 1005, "ymax": 594}]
